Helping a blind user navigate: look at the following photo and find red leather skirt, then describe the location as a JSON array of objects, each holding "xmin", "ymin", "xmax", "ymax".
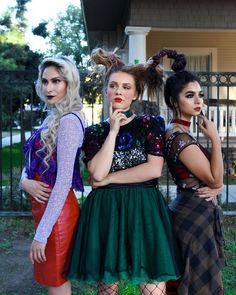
[{"xmin": 30, "ymin": 189, "xmax": 80, "ymax": 287}]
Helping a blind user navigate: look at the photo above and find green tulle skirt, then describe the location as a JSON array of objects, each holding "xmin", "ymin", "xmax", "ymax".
[{"xmin": 68, "ymin": 184, "xmax": 180, "ymax": 285}]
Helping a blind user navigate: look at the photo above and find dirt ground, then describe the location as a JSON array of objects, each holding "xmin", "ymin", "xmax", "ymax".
[{"xmin": 0, "ymin": 237, "xmax": 45, "ymax": 295}]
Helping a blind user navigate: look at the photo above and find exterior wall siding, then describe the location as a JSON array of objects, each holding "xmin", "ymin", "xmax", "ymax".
[
  {"xmin": 147, "ymin": 31, "xmax": 236, "ymax": 72},
  {"xmin": 129, "ymin": 0, "xmax": 236, "ymax": 29}
]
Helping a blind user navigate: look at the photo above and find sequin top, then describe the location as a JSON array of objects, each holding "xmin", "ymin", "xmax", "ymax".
[
  {"xmin": 165, "ymin": 131, "xmax": 210, "ymax": 190},
  {"xmin": 83, "ymin": 115, "xmax": 165, "ymax": 171},
  {"xmin": 23, "ymin": 112, "xmax": 85, "ymax": 243}
]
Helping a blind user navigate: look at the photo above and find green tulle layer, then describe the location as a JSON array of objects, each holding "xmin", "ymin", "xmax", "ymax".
[{"xmin": 68, "ymin": 185, "xmax": 180, "ymax": 284}]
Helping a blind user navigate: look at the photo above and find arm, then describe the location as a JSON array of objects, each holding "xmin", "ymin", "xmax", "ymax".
[
  {"xmin": 179, "ymin": 117, "xmax": 223, "ymax": 188},
  {"xmin": 20, "ymin": 162, "xmax": 51, "ymax": 204},
  {"xmin": 30, "ymin": 114, "xmax": 84, "ymax": 264},
  {"xmin": 88, "ymin": 104, "xmax": 127, "ymax": 181},
  {"xmin": 91, "ymin": 115, "xmax": 165, "ymax": 187},
  {"xmin": 20, "ymin": 121, "xmax": 52, "ymax": 203},
  {"xmin": 29, "ymin": 114, "xmax": 84, "ymax": 264},
  {"xmin": 91, "ymin": 154, "xmax": 164, "ymax": 187},
  {"xmin": 88, "ymin": 129, "xmax": 117, "ymax": 181},
  {"xmin": 34, "ymin": 114, "xmax": 84, "ymax": 243}
]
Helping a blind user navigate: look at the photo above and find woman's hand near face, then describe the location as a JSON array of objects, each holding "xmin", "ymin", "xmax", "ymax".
[
  {"xmin": 197, "ymin": 115, "xmax": 220, "ymax": 142},
  {"xmin": 109, "ymin": 103, "xmax": 127, "ymax": 135},
  {"xmin": 22, "ymin": 179, "xmax": 51, "ymax": 203}
]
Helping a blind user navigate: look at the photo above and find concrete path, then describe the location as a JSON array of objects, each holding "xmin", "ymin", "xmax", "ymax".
[{"xmin": 2, "ymin": 132, "xmax": 31, "ymax": 147}]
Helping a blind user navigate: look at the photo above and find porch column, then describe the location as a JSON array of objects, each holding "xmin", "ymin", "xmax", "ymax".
[{"xmin": 125, "ymin": 26, "xmax": 151, "ymax": 64}]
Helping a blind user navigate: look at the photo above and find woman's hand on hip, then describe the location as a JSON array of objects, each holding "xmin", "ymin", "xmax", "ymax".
[
  {"xmin": 196, "ymin": 185, "xmax": 223, "ymax": 203},
  {"xmin": 22, "ymin": 179, "xmax": 51, "ymax": 203},
  {"xmin": 29, "ymin": 240, "xmax": 46, "ymax": 264}
]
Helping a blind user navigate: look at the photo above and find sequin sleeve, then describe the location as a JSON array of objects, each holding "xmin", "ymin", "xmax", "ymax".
[
  {"xmin": 145, "ymin": 115, "xmax": 165, "ymax": 157},
  {"xmin": 34, "ymin": 113, "xmax": 85, "ymax": 244},
  {"xmin": 83, "ymin": 122, "xmax": 109, "ymax": 165}
]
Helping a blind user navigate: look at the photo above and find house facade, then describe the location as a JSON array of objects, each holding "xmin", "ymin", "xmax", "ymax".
[
  {"xmin": 81, "ymin": 0, "xmax": 236, "ymax": 166},
  {"xmin": 82, "ymin": 0, "xmax": 236, "ymax": 71}
]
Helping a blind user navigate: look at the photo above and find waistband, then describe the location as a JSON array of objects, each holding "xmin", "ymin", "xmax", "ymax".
[
  {"xmin": 177, "ymin": 187, "xmax": 199, "ymax": 193},
  {"xmin": 96, "ymin": 179, "xmax": 158, "ymax": 189}
]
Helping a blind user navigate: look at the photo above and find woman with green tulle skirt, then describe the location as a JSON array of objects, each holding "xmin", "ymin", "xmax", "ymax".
[{"xmin": 68, "ymin": 48, "xmax": 180, "ymax": 295}]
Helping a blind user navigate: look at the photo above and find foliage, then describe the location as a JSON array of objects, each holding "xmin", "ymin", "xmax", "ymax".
[
  {"xmin": 0, "ymin": 217, "xmax": 34, "ymax": 240},
  {"xmin": 0, "ymin": 0, "xmax": 43, "ymax": 70},
  {"xmin": 2, "ymin": 167, "xmax": 31, "ymax": 211},
  {"xmin": 0, "ymin": 10, "xmax": 12, "ymax": 30},
  {"xmin": 0, "ymin": 55, "xmax": 17, "ymax": 70},
  {"xmin": 0, "ymin": 41, "xmax": 42, "ymax": 70},
  {"xmin": 2, "ymin": 143, "xmax": 22, "ymax": 174},
  {"xmin": 0, "ymin": 82, "xmax": 41, "ymax": 135},
  {"xmin": 48, "ymin": 5, "xmax": 88, "ymax": 67},
  {"xmin": 81, "ymin": 71, "xmax": 104, "ymax": 104},
  {"xmin": 32, "ymin": 21, "xmax": 49, "ymax": 38},
  {"xmin": 222, "ymin": 226, "xmax": 236, "ymax": 292},
  {"xmin": 1, "ymin": 108, "xmax": 18, "ymax": 130},
  {"xmin": 15, "ymin": 0, "xmax": 31, "ymax": 31}
]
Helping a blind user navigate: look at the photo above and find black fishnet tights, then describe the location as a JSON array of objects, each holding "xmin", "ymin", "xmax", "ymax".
[
  {"xmin": 98, "ymin": 282, "xmax": 119, "ymax": 295},
  {"xmin": 140, "ymin": 283, "xmax": 166, "ymax": 295},
  {"xmin": 97, "ymin": 282, "xmax": 166, "ymax": 295}
]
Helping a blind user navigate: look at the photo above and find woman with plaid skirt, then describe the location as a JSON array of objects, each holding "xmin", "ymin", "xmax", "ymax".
[{"xmin": 150, "ymin": 49, "xmax": 225, "ymax": 295}]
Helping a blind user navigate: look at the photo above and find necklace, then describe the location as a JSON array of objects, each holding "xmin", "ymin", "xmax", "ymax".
[
  {"xmin": 171, "ymin": 118, "xmax": 191, "ymax": 127},
  {"xmin": 122, "ymin": 110, "xmax": 133, "ymax": 118}
]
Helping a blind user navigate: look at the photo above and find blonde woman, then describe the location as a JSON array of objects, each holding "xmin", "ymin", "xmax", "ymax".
[{"xmin": 20, "ymin": 55, "xmax": 85, "ymax": 295}]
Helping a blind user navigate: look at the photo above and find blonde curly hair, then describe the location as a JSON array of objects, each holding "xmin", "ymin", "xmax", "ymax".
[{"xmin": 35, "ymin": 55, "xmax": 83, "ymax": 170}]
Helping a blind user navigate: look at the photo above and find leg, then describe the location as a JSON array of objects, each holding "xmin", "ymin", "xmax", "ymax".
[
  {"xmin": 48, "ymin": 280, "xmax": 71, "ymax": 295},
  {"xmin": 140, "ymin": 282, "xmax": 166, "ymax": 295},
  {"xmin": 98, "ymin": 281, "xmax": 119, "ymax": 295}
]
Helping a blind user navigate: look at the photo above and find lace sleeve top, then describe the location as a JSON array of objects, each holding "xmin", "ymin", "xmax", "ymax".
[{"xmin": 165, "ymin": 131, "xmax": 210, "ymax": 190}]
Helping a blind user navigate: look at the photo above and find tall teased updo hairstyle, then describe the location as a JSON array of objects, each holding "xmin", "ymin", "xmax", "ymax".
[
  {"xmin": 90, "ymin": 47, "xmax": 165, "ymax": 101},
  {"xmin": 149, "ymin": 48, "xmax": 201, "ymax": 117}
]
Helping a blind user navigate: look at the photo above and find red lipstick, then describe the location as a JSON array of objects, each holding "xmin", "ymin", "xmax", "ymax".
[{"xmin": 114, "ymin": 98, "xmax": 122, "ymax": 103}]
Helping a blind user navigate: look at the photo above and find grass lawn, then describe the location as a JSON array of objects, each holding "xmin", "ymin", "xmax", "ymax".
[
  {"xmin": 2, "ymin": 142, "xmax": 23, "ymax": 174},
  {"xmin": 0, "ymin": 217, "xmax": 235, "ymax": 295}
]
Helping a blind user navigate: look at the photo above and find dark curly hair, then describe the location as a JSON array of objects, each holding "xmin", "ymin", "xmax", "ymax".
[{"xmin": 150, "ymin": 48, "xmax": 200, "ymax": 117}]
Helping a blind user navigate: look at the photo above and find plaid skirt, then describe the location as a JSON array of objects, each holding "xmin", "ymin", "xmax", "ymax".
[{"xmin": 168, "ymin": 191, "xmax": 226, "ymax": 295}]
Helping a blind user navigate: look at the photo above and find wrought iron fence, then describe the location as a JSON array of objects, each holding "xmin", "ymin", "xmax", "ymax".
[{"xmin": 0, "ymin": 70, "xmax": 235, "ymax": 215}]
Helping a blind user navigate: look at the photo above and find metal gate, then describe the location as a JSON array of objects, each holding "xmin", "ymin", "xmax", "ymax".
[{"xmin": 0, "ymin": 70, "xmax": 235, "ymax": 215}]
